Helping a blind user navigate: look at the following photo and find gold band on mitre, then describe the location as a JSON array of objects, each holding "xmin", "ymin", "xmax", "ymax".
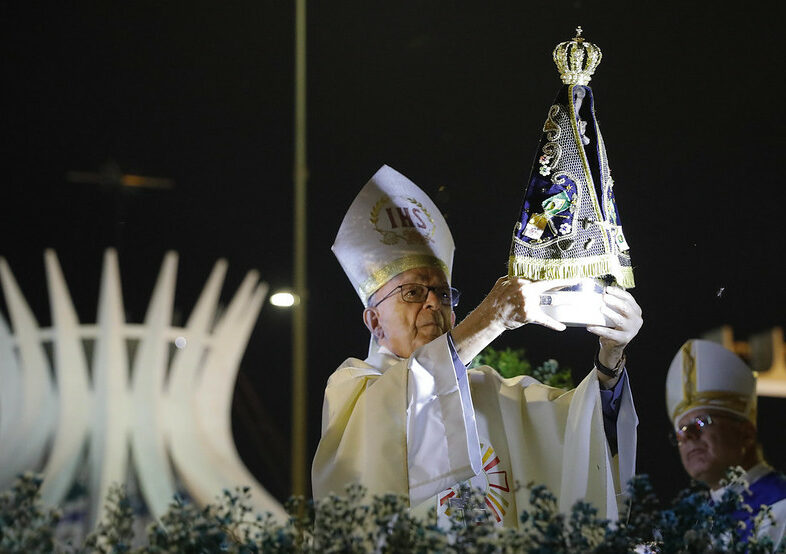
[
  {"xmin": 671, "ymin": 392, "xmax": 757, "ymax": 428},
  {"xmin": 360, "ymin": 254, "xmax": 449, "ymax": 305}
]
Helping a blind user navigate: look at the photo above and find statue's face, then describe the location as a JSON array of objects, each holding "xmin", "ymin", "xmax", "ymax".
[
  {"xmin": 676, "ymin": 409, "xmax": 752, "ymax": 489},
  {"xmin": 363, "ymin": 266, "xmax": 454, "ymax": 358}
]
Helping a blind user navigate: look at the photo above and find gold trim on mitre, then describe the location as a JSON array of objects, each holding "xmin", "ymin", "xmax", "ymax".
[
  {"xmin": 359, "ymin": 254, "xmax": 449, "ymax": 306},
  {"xmin": 672, "ymin": 392, "xmax": 756, "ymax": 428},
  {"xmin": 680, "ymin": 342, "xmax": 697, "ymax": 408},
  {"xmin": 671, "ymin": 342, "xmax": 757, "ymax": 426}
]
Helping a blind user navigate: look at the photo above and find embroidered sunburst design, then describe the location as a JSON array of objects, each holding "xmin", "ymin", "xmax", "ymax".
[{"xmin": 438, "ymin": 442, "xmax": 511, "ymax": 524}]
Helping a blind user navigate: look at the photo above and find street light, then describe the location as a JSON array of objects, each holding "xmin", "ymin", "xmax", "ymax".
[{"xmin": 270, "ymin": 291, "xmax": 299, "ymax": 308}]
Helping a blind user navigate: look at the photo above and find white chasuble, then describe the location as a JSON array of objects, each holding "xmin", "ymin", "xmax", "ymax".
[{"xmin": 312, "ymin": 333, "xmax": 637, "ymax": 527}]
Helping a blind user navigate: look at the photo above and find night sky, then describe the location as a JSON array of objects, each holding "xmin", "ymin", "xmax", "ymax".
[{"xmin": 3, "ymin": 2, "xmax": 785, "ymax": 505}]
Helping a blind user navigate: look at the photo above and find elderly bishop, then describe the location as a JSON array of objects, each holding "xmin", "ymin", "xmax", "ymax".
[{"xmin": 312, "ymin": 164, "xmax": 642, "ymax": 525}]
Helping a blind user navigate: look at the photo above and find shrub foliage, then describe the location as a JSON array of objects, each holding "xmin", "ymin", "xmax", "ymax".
[
  {"xmin": 1, "ymin": 469, "xmax": 784, "ymax": 553},
  {"xmin": 470, "ymin": 346, "xmax": 573, "ymax": 389}
]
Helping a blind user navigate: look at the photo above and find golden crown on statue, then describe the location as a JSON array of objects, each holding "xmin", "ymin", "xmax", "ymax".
[{"xmin": 552, "ymin": 26, "xmax": 602, "ymax": 85}]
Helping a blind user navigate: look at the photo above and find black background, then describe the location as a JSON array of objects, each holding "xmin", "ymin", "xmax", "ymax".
[{"xmin": 2, "ymin": 1, "xmax": 785, "ymax": 505}]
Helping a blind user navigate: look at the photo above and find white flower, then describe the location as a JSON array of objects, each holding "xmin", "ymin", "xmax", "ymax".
[
  {"xmin": 559, "ymin": 223, "xmax": 572, "ymax": 235},
  {"xmin": 539, "ymin": 165, "xmax": 551, "ymax": 176}
]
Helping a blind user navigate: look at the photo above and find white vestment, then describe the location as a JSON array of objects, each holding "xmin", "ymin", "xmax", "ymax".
[
  {"xmin": 312, "ymin": 333, "xmax": 638, "ymax": 526},
  {"xmin": 710, "ymin": 463, "xmax": 786, "ymax": 549}
]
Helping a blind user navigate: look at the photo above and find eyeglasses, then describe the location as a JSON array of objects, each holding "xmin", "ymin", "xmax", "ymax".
[
  {"xmin": 372, "ymin": 283, "xmax": 461, "ymax": 308},
  {"xmin": 670, "ymin": 415, "xmax": 718, "ymax": 446},
  {"xmin": 669, "ymin": 414, "xmax": 716, "ymax": 446}
]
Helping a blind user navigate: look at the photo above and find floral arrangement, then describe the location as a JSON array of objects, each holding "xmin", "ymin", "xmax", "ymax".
[{"xmin": 2, "ymin": 469, "xmax": 783, "ymax": 553}]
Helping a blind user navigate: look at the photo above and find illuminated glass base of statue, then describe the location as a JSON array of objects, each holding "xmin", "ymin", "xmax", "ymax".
[{"xmin": 538, "ymin": 278, "xmax": 613, "ymax": 328}]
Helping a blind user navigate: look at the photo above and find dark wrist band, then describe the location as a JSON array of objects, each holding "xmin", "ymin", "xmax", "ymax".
[{"xmin": 595, "ymin": 350, "xmax": 624, "ymax": 378}]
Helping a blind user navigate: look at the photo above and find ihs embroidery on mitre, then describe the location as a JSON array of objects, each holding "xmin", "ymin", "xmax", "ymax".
[{"xmin": 370, "ymin": 194, "xmax": 436, "ymax": 246}]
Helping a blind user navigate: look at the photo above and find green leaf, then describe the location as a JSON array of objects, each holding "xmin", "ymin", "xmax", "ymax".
[{"xmin": 470, "ymin": 346, "xmax": 573, "ymax": 388}]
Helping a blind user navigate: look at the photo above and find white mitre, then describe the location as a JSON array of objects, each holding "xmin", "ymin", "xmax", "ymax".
[
  {"xmin": 666, "ymin": 339, "xmax": 757, "ymax": 429},
  {"xmin": 332, "ymin": 165, "xmax": 454, "ymax": 307}
]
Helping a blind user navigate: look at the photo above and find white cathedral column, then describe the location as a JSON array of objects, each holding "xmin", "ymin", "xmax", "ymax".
[{"xmin": 0, "ymin": 249, "xmax": 287, "ymax": 529}]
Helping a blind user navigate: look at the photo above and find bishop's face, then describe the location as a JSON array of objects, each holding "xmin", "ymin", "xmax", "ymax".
[
  {"xmin": 363, "ymin": 266, "xmax": 455, "ymax": 359},
  {"xmin": 676, "ymin": 409, "xmax": 752, "ymax": 489}
]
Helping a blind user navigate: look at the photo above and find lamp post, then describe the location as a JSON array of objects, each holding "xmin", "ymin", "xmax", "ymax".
[{"xmin": 291, "ymin": 0, "xmax": 308, "ymax": 498}]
